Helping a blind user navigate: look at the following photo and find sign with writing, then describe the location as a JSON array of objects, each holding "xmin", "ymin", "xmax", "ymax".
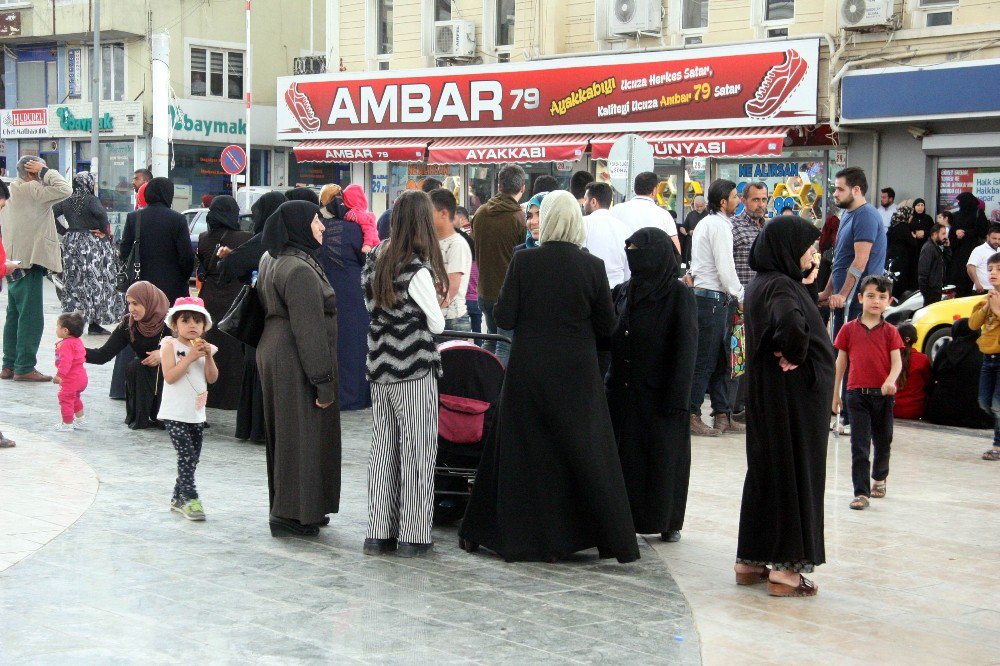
[
  {"xmin": 0, "ymin": 108, "xmax": 49, "ymax": 138},
  {"xmin": 67, "ymin": 49, "xmax": 83, "ymax": 98},
  {"xmin": 220, "ymin": 144, "xmax": 247, "ymax": 175},
  {"xmin": 973, "ymin": 169, "xmax": 1000, "ymax": 223},
  {"xmin": 277, "ymin": 39, "xmax": 819, "ymax": 140},
  {"xmin": 168, "ymin": 98, "xmax": 281, "ymax": 145},
  {"xmin": 48, "ymin": 101, "xmax": 143, "ymax": 137},
  {"xmin": 0, "ymin": 11, "xmax": 21, "ymax": 38}
]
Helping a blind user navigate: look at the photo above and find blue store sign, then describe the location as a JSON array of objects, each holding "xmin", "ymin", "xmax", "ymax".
[{"xmin": 841, "ymin": 59, "xmax": 1000, "ymax": 124}]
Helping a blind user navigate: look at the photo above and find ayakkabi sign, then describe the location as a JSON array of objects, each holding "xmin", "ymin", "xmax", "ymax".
[
  {"xmin": 48, "ymin": 101, "xmax": 143, "ymax": 137},
  {"xmin": 0, "ymin": 108, "xmax": 49, "ymax": 138},
  {"xmin": 277, "ymin": 39, "xmax": 820, "ymax": 140}
]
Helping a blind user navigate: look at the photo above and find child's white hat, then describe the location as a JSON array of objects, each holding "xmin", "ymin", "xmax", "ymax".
[{"xmin": 165, "ymin": 296, "xmax": 213, "ymax": 331}]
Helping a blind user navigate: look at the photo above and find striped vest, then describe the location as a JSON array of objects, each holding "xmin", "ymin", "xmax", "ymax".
[{"xmin": 363, "ymin": 248, "xmax": 442, "ymax": 384}]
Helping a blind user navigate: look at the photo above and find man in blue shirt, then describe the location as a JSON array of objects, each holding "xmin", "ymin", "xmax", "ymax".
[{"xmin": 820, "ymin": 166, "xmax": 887, "ymax": 334}]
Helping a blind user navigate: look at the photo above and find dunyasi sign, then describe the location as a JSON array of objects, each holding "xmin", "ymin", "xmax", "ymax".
[
  {"xmin": 276, "ymin": 39, "xmax": 819, "ymax": 140},
  {"xmin": 0, "ymin": 108, "xmax": 49, "ymax": 138}
]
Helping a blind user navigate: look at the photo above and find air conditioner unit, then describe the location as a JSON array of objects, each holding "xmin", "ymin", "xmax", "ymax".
[
  {"xmin": 840, "ymin": 0, "xmax": 893, "ymax": 30},
  {"xmin": 435, "ymin": 20, "xmax": 476, "ymax": 59},
  {"xmin": 607, "ymin": 0, "xmax": 663, "ymax": 37}
]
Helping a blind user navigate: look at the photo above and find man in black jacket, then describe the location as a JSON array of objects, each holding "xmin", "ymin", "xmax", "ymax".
[{"xmin": 918, "ymin": 223, "xmax": 950, "ymax": 306}]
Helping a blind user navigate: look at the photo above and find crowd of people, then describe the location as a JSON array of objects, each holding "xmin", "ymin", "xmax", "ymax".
[{"xmin": 2, "ymin": 153, "xmax": 998, "ymax": 599}]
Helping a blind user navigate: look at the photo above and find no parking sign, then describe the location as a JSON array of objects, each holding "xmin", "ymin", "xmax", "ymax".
[{"xmin": 220, "ymin": 144, "xmax": 247, "ymax": 175}]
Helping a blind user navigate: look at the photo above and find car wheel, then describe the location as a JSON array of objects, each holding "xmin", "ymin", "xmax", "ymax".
[{"xmin": 924, "ymin": 327, "xmax": 952, "ymax": 363}]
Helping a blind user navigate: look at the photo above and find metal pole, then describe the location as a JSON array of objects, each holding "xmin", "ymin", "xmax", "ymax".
[
  {"xmin": 245, "ymin": 0, "xmax": 251, "ymax": 193},
  {"xmin": 91, "ymin": 0, "xmax": 100, "ymax": 185}
]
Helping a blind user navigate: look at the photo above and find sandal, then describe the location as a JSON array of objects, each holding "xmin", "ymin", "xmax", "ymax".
[
  {"xmin": 871, "ymin": 481, "xmax": 886, "ymax": 498},
  {"xmin": 0, "ymin": 436, "xmax": 14, "ymax": 449},
  {"xmin": 983, "ymin": 449, "xmax": 1000, "ymax": 461},
  {"xmin": 735, "ymin": 566, "xmax": 770, "ymax": 586},
  {"xmin": 768, "ymin": 574, "xmax": 818, "ymax": 597},
  {"xmin": 849, "ymin": 495, "xmax": 869, "ymax": 510}
]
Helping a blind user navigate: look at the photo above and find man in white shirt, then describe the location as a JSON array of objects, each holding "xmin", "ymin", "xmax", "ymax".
[
  {"xmin": 582, "ymin": 182, "xmax": 631, "ymax": 288},
  {"xmin": 611, "ymin": 171, "xmax": 681, "ymax": 255},
  {"xmin": 687, "ymin": 179, "xmax": 744, "ymax": 437},
  {"xmin": 431, "ymin": 189, "xmax": 472, "ymax": 332},
  {"xmin": 877, "ymin": 187, "xmax": 897, "ymax": 232},
  {"xmin": 966, "ymin": 223, "xmax": 1000, "ymax": 293}
]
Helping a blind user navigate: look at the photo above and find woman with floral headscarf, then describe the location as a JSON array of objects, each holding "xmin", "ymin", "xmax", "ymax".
[
  {"xmin": 886, "ymin": 205, "xmax": 917, "ymax": 296},
  {"xmin": 53, "ymin": 171, "xmax": 125, "ymax": 335}
]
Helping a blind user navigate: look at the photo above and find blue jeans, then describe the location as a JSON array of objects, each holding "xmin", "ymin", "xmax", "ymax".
[
  {"xmin": 478, "ymin": 298, "xmax": 512, "ymax": 366},
  {"xmin": 466, "ymin": 299, "xmax": 483, "ymax": 346},
  {"xmin": 978, "ymin": 353, "xmax": 1000, "ymax": 447},
  {"xmin": 689, "ymin": 295, "xmax": 733, "ymax": 415}
]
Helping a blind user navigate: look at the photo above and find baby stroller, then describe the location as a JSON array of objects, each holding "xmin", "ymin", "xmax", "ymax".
[{"xmin": 433, "ymin": 331, "xmax": 508, "ymax": 523}]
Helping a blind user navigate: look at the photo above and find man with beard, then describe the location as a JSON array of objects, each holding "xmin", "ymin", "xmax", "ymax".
[
  {"xmin": 966, "ymin": 223, "xmax": 1000, "ymax": 294},
  {"xmin": 680, "ymin": 195, "xmax": 708, "ymax": 264},
  {"xmin": 877, "ymin": 187, "xmax": 897, "ymax": 232},
  {"xmin": 918, "ymin": 223, "xmax": 950, "ymax": 306}
]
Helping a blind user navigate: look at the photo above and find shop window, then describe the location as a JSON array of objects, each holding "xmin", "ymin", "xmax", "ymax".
[
  {"xmin": 715, "ymin": 155, "xmax": 830, "ymax": 221},
  {"xmin": 682, "ymin": 0, "xmax": 708, "ymax": 30},
  {"xmin": 765, "ymin": 0, "xmax": 794, "ymax": 22},
  {"xmin": 15, "ymin": 45, "xmax": 58, "ymax": 108},
  {"xmin": 190, "ymin": 47, "xmax": 244, "ymax": 99},
  {"xmin": 75, "ymin": 140, "xmax": 135, "ymax": 214},
  {"xmin": 495, "ymin": 0, "xmax": 515, "ymax": 47},
  {"xmin": 88, "ymin": 44, "xmax": 126, "ymax": 101},
  {"xmin": 377, "ymin": 0, "xmax": 393, "ymax": 55},
  {"xmin": 288, "ymin": 153, "xmax": 351, "ymax": 188}
]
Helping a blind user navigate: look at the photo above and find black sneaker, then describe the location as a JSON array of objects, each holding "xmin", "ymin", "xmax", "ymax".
[
  {"xmin": 363, "ymin": 538, "xmax": 398, "ymax": 555},
  {"xmin": 87, "ymin": 323, "xmax": 112, "ymax": 336},
  {"xmin": 397, "ymin": 541, "xmax": 433, "ymax": 558}
]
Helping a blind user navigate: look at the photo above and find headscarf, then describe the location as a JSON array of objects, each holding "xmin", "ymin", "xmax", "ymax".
[
  {"xmin": 539, "ymin": 190, "xmax": 586, "ymax": 247},
  {"xmin": 890, "ymin": 205, "xmax": 912, "ymax": 227},
  {"xmin": 286, "ymin": 187, "xmax": 320, "ymax": 205},
  {"xmin": 136, "ymin": 182, "xmax": 148, "ymax": 209},
  {"xmin": 68, "ymin": 171, "xmax": 97, "ymax": 219},
  {"xmin": 625, "ymin": 227, "xmax": 680, "ymax": 304},
  {"xmin": 144, "ymin": 177, "xmax": 174, "ymax": 207},
  {"xmin": 262, "ymin": 200, "xmax": 321, "ymax": 256},
  {"xmin": 206, "ymin": 195, "xmax": 241, "ymax": 231},
  {"xmin": 749, "ymin": 215, "xmax": 821, "ymax": 281},
  {"xmin": 343, "ymin": 184, "xmax": 376, "ymax": 231},
  {"xmin": 913, "ymin": 198, "xmax": 927, "ymax": 213},
  {"xmin": 319, "ymin": 184, "xmax": 343, "ymax": 207},
  {"xmin": 524, "ymin": 191, "xmax": 547, "ymax": 249},
  {"xmin": 250, "ymin": 191, "xmax": 287, "ymax": 234},
  {"xmin": 957, "ymin": 192, "xmax": 979, "ymax": 213},
  {"xmin": 123, "ymin": 281, "xmax": 169, "ymax": 342}
]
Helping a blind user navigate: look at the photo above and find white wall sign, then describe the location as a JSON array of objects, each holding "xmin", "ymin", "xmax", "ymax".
[
  {"xmin": 48, "ymin": 101, "xmax": 144, "ymax": 138},
  {"xmin": 1, "ymin": 108, "xmax": 49, "ymax": 138},
  {"xmin": 168, "ymin": 98, "xmax": 282, "ymax": 146}
]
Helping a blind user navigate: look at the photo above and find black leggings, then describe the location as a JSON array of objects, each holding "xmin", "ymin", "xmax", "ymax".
[{"xmin": 163, "ymin": 420, "xmax": 205, "ymax": 501}]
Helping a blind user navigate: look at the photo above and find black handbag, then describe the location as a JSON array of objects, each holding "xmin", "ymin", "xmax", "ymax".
[
  {"xmin": 115, "ymin": 210, "xmax": 141, "ymax": 293},
  {"xmin": 218, "ymin": 281, "xmax": 266, "ymax": 348}
]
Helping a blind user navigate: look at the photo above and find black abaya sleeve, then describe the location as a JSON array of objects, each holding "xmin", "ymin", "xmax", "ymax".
[
  {"xmin": 494, "ymin": 254, "xmax": 520, "ymax": 330},
  {"xmin": 86, "ymin": 324, "xmax": 130, "ymax": 365},
  {"xmin": 768, "ymin": 281, "xmax": 811, "ymax": 367},
  {"xmin": 661, "ymin": 287, "xmax": 699, "ymax": 412},
  {"xmin": 218, "ymin": 234, "xmax": 266, "ymax": 286},
  {"xmin": 591, "ymin": 266, "xmax": 616, "ymax": 338}
]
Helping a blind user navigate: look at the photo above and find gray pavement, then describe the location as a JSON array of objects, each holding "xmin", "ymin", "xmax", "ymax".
[{"xmin": 0, "ymin": 282, "xmax": 700, "ymax": 664}]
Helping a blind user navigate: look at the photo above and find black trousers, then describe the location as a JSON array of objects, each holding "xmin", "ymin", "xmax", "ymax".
[
  {"xmin": 845, "ymin": 390, "xmax": 894, "ymax": 497},
  {"xmin": 920, "ymin": 289, "xmax": 942, "ymax": 307}
]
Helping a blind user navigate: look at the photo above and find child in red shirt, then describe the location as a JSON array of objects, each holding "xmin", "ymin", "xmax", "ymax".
[
  {"xmin": 53, "ymin": 313, "xmax": 88, "ymax": 431},
  {"xmin": 893, "ymin": 323, "xmax": 932, "ymax": 420},
  {"xmin": 832, "ymin": 276, "xmax": 903, "ymax": 511}
]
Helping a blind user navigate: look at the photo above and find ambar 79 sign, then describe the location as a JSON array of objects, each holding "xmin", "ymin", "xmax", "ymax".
[{"xmin": 277, "ymin": 39, "xmax": 819, "ymax": 140}]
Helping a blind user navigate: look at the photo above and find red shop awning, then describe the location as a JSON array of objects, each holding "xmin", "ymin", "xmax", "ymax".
[
  {"xmin": 590, "ymin": 127, "xmax": 790, "ymax": 160},
  {"xmin": 428, "ymin": 134, "xmax": 591, "ymax": 164},
  {"xmin": 293, "ymin": 138, "xmax": 429, "ymax": 163}
]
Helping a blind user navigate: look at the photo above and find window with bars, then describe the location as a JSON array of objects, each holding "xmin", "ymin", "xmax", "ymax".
[
  {"xmin": 190, "ymin": 47, "xmax": 244, "ymax": 99},
  {"xmin": 88, "ymin": 44, "xmax": 125, "ymax": 101}
]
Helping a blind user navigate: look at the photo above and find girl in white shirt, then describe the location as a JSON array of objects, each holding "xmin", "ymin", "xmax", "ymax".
[{"xmin": 159, "ymin": 297, "xmax": 219, "ymax": 522}]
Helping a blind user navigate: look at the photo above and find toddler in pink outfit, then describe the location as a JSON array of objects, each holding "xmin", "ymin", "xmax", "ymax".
[{"xmin": 54, "ymin": 313, "xmax": 88, "ymax": 431}]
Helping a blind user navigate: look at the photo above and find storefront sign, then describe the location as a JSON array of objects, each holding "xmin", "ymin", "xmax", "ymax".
[
  {"xmin": 48, "ymin": 102, "xmax": 143, "ymax": 138},
  {"xmin": 940, "ymin": 167, "xmax": 1000, "ymax": 223},
  {"xmin": 169, "ymin": 98, "xmax": 281, "ymax": 146},
  {"xmin": 590, "ymin": 127, "xmax": 787, "ymax": 160},
  {"xmin": 67, "ymin": 49, "xmax": 83, "ymax": 98},
  {"xmin": 0, "ymin": 108, "xmax": 49, "ymax": 138},
  {"xmin": 0, "ymin": 11, "xmax": 21, "ymax": 38},
  {"xmin": 277, "ymin": 39, "xmax": 820, "ymax": 140},
  {"xmin": 294, "ymin": 138, "xmax": 426, "ymax": 163},
  {"xmin": 427, "ymin": 134, "xmax": 589, "ymax": 164}
]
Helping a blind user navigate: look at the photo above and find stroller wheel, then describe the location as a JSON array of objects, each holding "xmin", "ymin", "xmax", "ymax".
[{"xmin": 459, "ymin": 537, "xmax": 479, "ymax": 553}]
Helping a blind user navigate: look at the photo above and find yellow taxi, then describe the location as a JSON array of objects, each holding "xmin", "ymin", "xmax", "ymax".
[{"xmin": 911, "ymin": 295, "xmax": 983, "ymax": 359}]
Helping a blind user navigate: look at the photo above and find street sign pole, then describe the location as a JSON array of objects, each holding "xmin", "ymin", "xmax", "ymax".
[
  {"xmin": 245, "ymin": 1, "xmax": 252, "ymax": 193},
  {"xmin": 90, "ymin": 0, "xmax": 100, "ymax": 189},
  {"xmin": 608, "ymin": 134, "xmax": 654, "ymax": 201}
]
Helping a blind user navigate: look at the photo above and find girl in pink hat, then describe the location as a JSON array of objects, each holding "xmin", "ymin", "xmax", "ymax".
[{"xmin": 159, "ymin": 296, "xmax": 218, "ymax": 521}]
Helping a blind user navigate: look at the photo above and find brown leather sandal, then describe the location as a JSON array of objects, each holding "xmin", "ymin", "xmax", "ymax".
[
  {"xmin": 871, "ymin": 481, "xmax": 886, "ymax": 498},
  {"xmin": 0, "ymin": 436, "xmax": 14, "ymax": 449},
  {"xmin": 768, "ymin": 575, "xmax": 818, "ymax": 597},
  {"xmin": 735, "ymin": 567, "xmax": 770, "ymax": 585}
]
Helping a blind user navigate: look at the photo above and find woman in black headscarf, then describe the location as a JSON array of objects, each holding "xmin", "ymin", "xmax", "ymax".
[
  {"xmin": 951, "ymin": 192, "xmax": 989, "ymax": 296},
  {"xmin": 195, "ymin": 195, "xmax": 251, "ymax": 410},
  {"xmin": 735, "ymin": 216, "xmax": 834, "ymax": 598},
  {"xmin": 256, "ymin": 200, "xmax": 341, "ymax": 536},
  {"xmin": 285, "ymin": 187, "xmax": 320, "ymax": 205},
  {"xmin": 607, "ymin": 227, "xmax": 697, "ymax": 543},
  {"xmin": 218, "ymin": 190, "xmax": 286, "ymax": 441},
  {"xmin": 886, "ymin": 205, "xmax": 917, "ymax": 296}
]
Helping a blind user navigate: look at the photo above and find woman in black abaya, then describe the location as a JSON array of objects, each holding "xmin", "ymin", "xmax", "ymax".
[
  {"xmin": 735, "ymin": 216, "xmax": 834, "ymax": 598},
  {"xmin": 608, "ymin": 228, "xmax": 697, "ymax": 543},
  {"xmin": 459, "ymin": 191, "xmax": 639, "ymax": 564}
]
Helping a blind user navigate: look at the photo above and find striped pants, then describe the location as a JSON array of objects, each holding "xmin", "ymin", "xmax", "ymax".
[{"xmin": 367, "ymin": 373, "xmax": 439, "ymax": 544}]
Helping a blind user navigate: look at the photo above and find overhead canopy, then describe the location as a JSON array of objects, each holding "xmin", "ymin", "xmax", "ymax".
[
  {"xmin": 293, "ymin": 138, "xmax": 428, "ymax": 163},
  {"xmin": 590, "ymin": 127, "xmax": 790, "ymax": 160},
  {"xmin": 427, "ymin": 134, "xmax": 591, "ymax": 164}
]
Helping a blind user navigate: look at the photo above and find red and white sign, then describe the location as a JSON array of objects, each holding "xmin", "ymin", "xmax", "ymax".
[
  {"xmin": 294, "ymin": 138, "xmax": 426, "ymax": 163},
  {"xmin": 427, "ymin": 134, "xmax": 589, "ymax": 164},
  {"xmin": 590, "ymin": 127, "xmax": 789, "ymax": 160},
  {"xmin": 220, "ymin": 144, "xmax": 247, "ymax": 175},
  {"xmin": 277, "ymin": 39, "xmax": 819, "ymax": 140},
  {"xmin": 0, "ymin": 108, "xmax": 49, "ymax": 139}
]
